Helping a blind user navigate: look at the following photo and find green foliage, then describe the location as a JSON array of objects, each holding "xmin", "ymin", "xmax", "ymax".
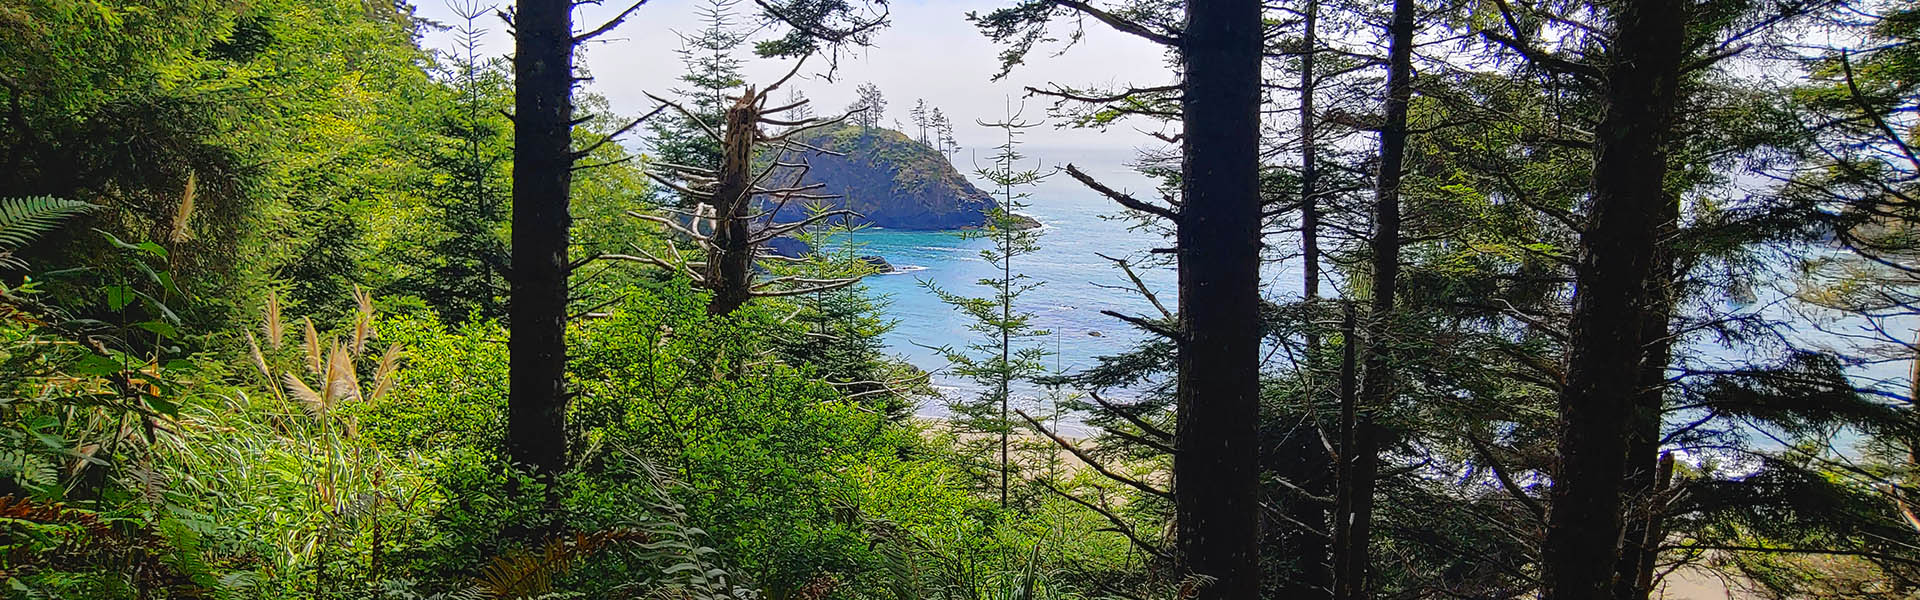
[
  {"xmin": 388, "ymin": 3, "xmax": 513, "ymax": 322},
  {"xmin": 920, "ymin": 104, "xmax": 1054, "ymax": 510},
  {"xmin": 570, "ymin": 282, "xmax": 937, "ymax": 594},
  {"xmin": 645, "ymin": 0, "xmax": 746, "ymax": 206},
  {"xmin": 0, "ymin": 196, "xmax": 96, "ymax": 255}
]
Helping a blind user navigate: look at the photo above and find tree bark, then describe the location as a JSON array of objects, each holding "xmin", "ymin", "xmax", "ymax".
[
  {"xmin": 508, "ymin": 0, "xmax": 575, "ymax": 476},
  {"xmin": 1611, "ymin": 198, "xmax": 1679, "ymax": 600},
  {"xmin": 1174, "ymin": 0, "xmax": 1264, "ymax": 595},
  {"xmin": 1542, "ymin": 2, "xmax": 1690, "ymax": 599},
  {"xmin": 704, "ymin": 90, "xmax": 762, "ymax": 315},
  {"xmin": 1300, "ymin": 0, "xmax": 1322, "ymax": 355},
  {"xmin": 1334, "ymin": 2, "xmax": 1413, "ymax": 599},
  {"xmin": 1270, "ymin": 2, "xmax": 1335, "ymax": 596}
]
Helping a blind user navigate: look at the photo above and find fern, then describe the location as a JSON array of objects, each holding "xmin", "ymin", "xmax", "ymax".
[
  {"xmin": 0, "ymin": 196, "xmax": 98, "ymax": 270},
  {"xmin": 0, "ymin": 449, "xmax": 58, "ymax": 494},
  {"xmin": 0, "ymin": 196, "xmax": 97, "ymax": 251},
  {"xmin": 472, "ymin": 529, "xmax": 651, "ymax": 599}
]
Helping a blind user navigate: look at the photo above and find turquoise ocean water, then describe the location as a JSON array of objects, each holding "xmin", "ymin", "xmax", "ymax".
[
  {"xmin": 845, "ymin": 176, "xmax": 1184, "ymax": 404},
  {"xmin": 836, "ymin": 165, "xmax": 1911, "ymax": 436},
  {"xmin": 839, "ymin": 172, "xmax": 1305, "ymax": 413}
]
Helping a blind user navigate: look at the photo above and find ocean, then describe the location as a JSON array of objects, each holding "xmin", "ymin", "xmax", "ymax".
[
  {"xmin": 839, "ymin": 171, "xmax": 1308, "ymax": 412},
  {"xmin": 846, "ymin": 175, "xmax": 1181, "ymax": 404},
  {"xmin": 835, "ymin": 162, "xmax": 1912, "ymax": 433}
]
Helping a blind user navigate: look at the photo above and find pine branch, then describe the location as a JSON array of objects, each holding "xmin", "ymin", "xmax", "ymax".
[{"xmin": 1016, "ymin": 409, "xmax": 1171, "ymax": 500}]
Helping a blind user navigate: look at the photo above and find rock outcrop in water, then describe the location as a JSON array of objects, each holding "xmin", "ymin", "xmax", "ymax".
[{"xmin": 768, "ymin": 125, "xmax": 1037, "ymax": 230}]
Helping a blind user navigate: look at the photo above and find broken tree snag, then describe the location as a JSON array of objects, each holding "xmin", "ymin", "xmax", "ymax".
[
  {"xmin": 705, "ymin": 89, "xmax": 761, "ymax": 315},
  {"xmin": 634, "ymin": 64, "xmax": 871, "ymax": 315}
]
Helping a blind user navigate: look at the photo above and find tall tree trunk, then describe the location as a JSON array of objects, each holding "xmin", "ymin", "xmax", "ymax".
[
  {"xmin": 1329, "ymin": 302, "xmax": 1359, "ymax": 596},
  {"xmin": 508, "ymin": 0, "xmax": 575, "ymax": 476},
  {"xmin": 1001, "ymin": 218, "xmax": 1012, "ymax": 510},
  {"xmin": 1542, "ymin": 2, "xmax": 1689, "ymax": 599},
  {"xmin": 1300, "ymin": 0, "xmax": 1323, "ymax": 355},
  {"xmin": 1271, "ymin": 1, "xmax": 1335, "ymax": 596},
  {"xmin": 1334, "ymin": 2, "xmax": 1413, "ymax": 599},
  {"xmin": 1174, "ymin": 0, "xmax": 1264, "ymax": 595},
  {"xmin": 1612, "ymin": 200, "xmax": 1679, "ymax": 600}
]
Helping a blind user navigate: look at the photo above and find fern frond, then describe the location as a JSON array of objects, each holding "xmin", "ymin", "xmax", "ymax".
[
  {"xmin": 475, "ymin": 529, "xmax": 650, "ymax": 599},
  {"xmin": 0, "ymin": 196, "xmax": 97, "ymax": 251},
  {"xmin": 0, "ymin": 450, "xmax": 58, "ymax": 493},
  {"xmin": 0, "ymin": 496, "xmax": 115, "ymax": 539}
]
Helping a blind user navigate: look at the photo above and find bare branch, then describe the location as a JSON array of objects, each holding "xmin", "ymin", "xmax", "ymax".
[
  {"xmin": 1087, "ymin": 390, "xmax": 1172, "ymax": 441},
  {"xmin": 750, "ymin": 279, "xmax": 863, "ymax": 297},
  {"xmin": 1016, "ymin": 409, "xmax": 1171, "ymax": 500},
  {"xmin": 751, "ymin": 210, "xmax": 860, "ymax": 243},
  {"xmin": 575, "ymin": 103, "xmax": 669, "ymax": 158},
  {"xmin": 1101, "ymin": 309, "xmax": 1178, "ymax": 340},
  {"xmin": 1066, "ymin": 164, "xmax": 1179, "ymax": 221},
  {"xmin": 574, "ymin": 0, "xmax": 649, "ymax": 43},
  {"xmin": 1037, "ymin": 479, "xmax": 1168, "ymax": 559},
  {"xmin": 1095, "ymin": 253, "xmax": 1172, "ymax": 321},
  {"xmin": 628, "ymin": 210, "xmax": 710, "ymax": 242},
  {"xmin": 1050, "ymin": 0, "xmax": 1179, "ymax": 47},
  {"xmin": 1467, "ymin": 434, "xmax": 1547, "ymax": 523},
  {"xmin": 644, "ymin": 93, "xmax": 723, "ymax": 142}
]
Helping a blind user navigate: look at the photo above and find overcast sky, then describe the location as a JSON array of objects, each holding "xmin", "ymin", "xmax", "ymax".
[{"xmin": 412, "ymin": 0, "xmax": 1182, "ymax": 190}]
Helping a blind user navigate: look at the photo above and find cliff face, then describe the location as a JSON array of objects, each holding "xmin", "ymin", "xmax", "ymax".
[{"xmin": 767, "ymin": 125, "xmax": 999, "ymax": 230}]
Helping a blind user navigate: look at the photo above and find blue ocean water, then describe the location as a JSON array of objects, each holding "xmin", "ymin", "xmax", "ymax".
[
  {"xmin": 836, "ymin": 163, "xmax": 1911, "ymax": 438},
  {"xmin": 845, "ymin": 175, "xmax": 1181, "ymax": 401}
]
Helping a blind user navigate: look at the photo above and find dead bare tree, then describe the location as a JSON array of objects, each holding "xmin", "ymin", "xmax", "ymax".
[{"xmin": 626, "ymin": 61, "xmax": 869, "ymax": 315}]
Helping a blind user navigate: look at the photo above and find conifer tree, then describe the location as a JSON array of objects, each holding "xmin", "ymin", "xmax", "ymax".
[
  {"xmin": 923, "ymin": 102, "xmax": 1050, "ymax": 509},
  {"xmin": 785, "ymin": 88, "xmax": 814, "ymax": 120},
  {"xmin": 848, "ymin": 82, "xmax": 886, "ymax": 129},
  {"xmin": 406, "ymin": 0, "xmax": 510, "ymax": 321},
  {"xmin": 911, "ymin": 98, "xmax": 930, "ymax": 144},
  {"xmin": 1539, "ymin": 2, "xmax": 1690, "ymax": 598},
  {"xmin": 931, "ymin": 107, "xmax": 958, "ymax": 155},
  {"xmin": 644, "ymin": 0, "xmax": 746, "ymax": 205}
]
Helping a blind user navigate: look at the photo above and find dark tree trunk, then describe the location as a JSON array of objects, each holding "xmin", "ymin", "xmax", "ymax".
[
  {"xmin": 1270, "ymin": 2, "xmax": 1334, "ymax": 596},
  {"xmin": 1329, "ymin": 302, "xmax": 1359, "ymax": 597},
  {"xmin": 1173, "ymin": 0, "xmax": 1264, "ymax": 595},
  {"xmin": 1542, "ymin": 2, "xmax": 1690, "ymax": 599},
  {"xmin": 1611, "ymin": 202, "xmax": 1679, "ymax": 600},
  {"xmin": 704, "ymin": 90, "xmax": 762, "ymax": 315},
  {"xmin": 1300, "ymin": 0, "xmax": 1323, "ymax": 355},
  {"xmin": 507, "ymin": 0, "xmax": 575, "ymax": 476},
  {"xmin": 1334, "ymin": 2, "xmax": 1413, "ymax": 599}
]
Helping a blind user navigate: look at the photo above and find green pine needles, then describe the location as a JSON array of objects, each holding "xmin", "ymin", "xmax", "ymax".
[{"xmin": 921, "ymin": 100, "xmax": 1052, "ymax": 509}]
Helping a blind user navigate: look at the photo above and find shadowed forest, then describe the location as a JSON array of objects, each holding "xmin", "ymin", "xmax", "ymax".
[{"xmin": 3, "ymin": 0, "xmax": 1920, "ymax": 598}]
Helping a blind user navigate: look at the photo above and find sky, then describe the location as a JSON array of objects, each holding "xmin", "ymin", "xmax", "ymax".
[{"xmin": 412, "ymin": 0, "xmax": 1182, "ymax": 190}]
